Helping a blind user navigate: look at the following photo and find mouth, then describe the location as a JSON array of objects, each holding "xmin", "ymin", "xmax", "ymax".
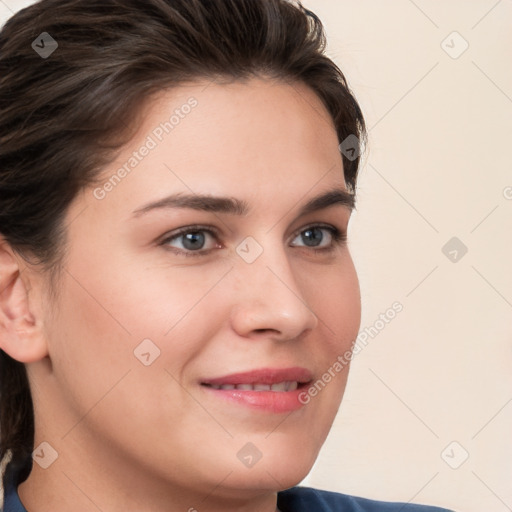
[
  {"xmin": 200, "ymin": 367, "xmax": 313, "ymax": 413},
  {"xmin": 202, "ymin": 381, "xmax": 301, "ymax": 392}
]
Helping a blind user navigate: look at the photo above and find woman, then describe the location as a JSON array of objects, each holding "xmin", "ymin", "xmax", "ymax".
[{"xmin": 0, "ymin": 0, "xmax": 454, "ymax": 510}]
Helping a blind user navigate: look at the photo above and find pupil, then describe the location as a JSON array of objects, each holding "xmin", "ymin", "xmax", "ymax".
[
  {"xmin": 302, "ymin": 228, "xmax": 323, "ymax": 247},
  {"xmin": 183, "ymin": 232, "xmax": 205, "ymax": 250}
]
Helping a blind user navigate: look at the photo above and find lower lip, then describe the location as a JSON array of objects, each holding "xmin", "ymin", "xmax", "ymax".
[{"xmin": 201, "ymin": 385, "xmax": 309, "ymax": 413}]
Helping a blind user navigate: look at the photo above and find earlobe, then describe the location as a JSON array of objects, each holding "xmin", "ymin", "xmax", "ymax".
[{"xmin": 0, "ymin": 239, "xmax": 49, "ymax": 363}]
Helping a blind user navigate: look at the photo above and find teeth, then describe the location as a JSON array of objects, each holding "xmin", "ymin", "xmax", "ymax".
[
  {"xmin": 207, "ymin": 381, "xmax": 299, "ymax": 392},
  {"xmin": 236, "ymin": 384, "xmax": 253, "ymax": 391},
  {"xmin": 253, "ymin": 384, "xmax": 271, "ymax": 391}
]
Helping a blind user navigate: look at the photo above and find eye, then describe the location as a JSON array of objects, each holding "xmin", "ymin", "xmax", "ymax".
[
  {"xmin": 159, "ymin": 223, "xmax": 346, "ymax": 257},
  {"xmin": 290, "ymin": 225, "xmax": 346, "ymax": 252},
  {"xmin": 160, "ymin": 225, "xmax": 220, "ymax": 257}
]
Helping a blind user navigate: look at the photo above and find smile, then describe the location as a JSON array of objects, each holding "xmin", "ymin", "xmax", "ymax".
[
  {"xmin": 203, "ymin": 381, "xmax": 299, "ymax": 391},
  {"xmin": 200, "ymin": 367, "xmax": 313, "ymax": 413}
]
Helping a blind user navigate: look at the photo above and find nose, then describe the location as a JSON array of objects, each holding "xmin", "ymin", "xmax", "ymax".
[{"xmin": 229, "ymin": 240, "xmax": 319, "ymax": 342}]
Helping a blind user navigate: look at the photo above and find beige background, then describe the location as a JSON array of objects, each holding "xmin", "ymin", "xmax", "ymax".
[
  {"xmin": 296, "ymin": 2, "xmax": 512, "ymax": 512},
  {"xmin": 2, "ymin": 1, "xmax": 511, "ymax": 511}
]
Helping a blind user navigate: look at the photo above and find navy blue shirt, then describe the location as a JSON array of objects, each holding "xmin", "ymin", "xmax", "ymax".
[{"xmin": 3, "ymin": 458, "xmax": 454, "ymax": 511}]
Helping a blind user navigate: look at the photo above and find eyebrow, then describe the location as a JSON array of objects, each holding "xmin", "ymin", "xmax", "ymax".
[{"xmin": 131, "ymin": 188, "xmax": 355, "ymax": 218}]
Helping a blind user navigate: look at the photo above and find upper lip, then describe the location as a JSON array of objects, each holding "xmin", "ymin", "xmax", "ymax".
[{"xmin": 201, "ymin": 367, "xmax": 313, "ymax": 386}]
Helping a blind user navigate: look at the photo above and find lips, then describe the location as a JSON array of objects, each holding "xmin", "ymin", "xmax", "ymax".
[
  {"xmin": 201, "ymin": 367, "xmax": 312, "ymax": 387},
  {"xmin": 200, "ymin": 367, "xmax": 313, "ymax": 413},
  {"xmin": 206, "ymin": 381, "xmax": 299, "ymax": 392}
]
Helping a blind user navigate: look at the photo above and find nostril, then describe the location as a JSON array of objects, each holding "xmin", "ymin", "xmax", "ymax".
[{"xmin": 252, "ymin": 328, "xmax": 282, "ymax": 337}]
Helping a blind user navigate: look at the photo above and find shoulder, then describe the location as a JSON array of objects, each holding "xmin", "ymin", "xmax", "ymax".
[
  {"xmin": 1, "ymin": 453, "xmax": 31, "ymax": 512},
  {"xmin": 276, "ymin": 486, "xmax": 455, "ymax": 512}
]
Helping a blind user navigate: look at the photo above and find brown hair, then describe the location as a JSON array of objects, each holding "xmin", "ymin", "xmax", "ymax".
[{"xmin": 0, "ymin": 0, "xmax": 366, "ymax": 470}]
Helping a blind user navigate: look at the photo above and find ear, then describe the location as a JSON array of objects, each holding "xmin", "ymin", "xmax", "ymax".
[{"xmin": 0, "ymin": 237, "xmax": 48, "ymax": 363}]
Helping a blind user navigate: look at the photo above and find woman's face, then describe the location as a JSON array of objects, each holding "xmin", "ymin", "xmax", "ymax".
[{"xmin": 28, "ymin": 78, "xmax": 361, "ymax": 502}]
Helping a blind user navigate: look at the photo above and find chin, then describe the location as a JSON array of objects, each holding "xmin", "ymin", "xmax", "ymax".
[
  {"xmin": 225, "ymin": 466, "xmax": 312, "ymax": 496},
  {"xmin": 223, "ymin": 439, "xmax": 320, "ymax": 493}
]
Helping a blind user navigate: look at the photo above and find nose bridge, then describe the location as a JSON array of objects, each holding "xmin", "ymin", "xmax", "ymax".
[{"xmin": 230, "ymin": 234, "xmax": 318, "ymax": 339}]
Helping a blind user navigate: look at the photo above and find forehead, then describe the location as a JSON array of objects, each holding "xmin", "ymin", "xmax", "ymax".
[{"xmin": 79, "ymin": 78, "xmax": 347, "ymax": 222}]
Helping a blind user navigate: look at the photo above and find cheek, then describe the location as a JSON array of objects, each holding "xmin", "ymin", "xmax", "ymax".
[
  {"xmin": 307, "ymin": 255, "xmax": 360, "ymax": 412},
  {"xmin": 45, "ymin": 275, "xmax": 135, "ymax": 424},
  {"xmin": 102, "ymin": 253, "xmax": 233, "ymax": 340},
  {"xmin": 47, "ymin": 253, "xmax": 232, "ymax": 412},
  {"xmin": 307, "ymin": 254, "xmax": 361, "ymax": 353},
  {"xmin": 45, "ymin": 269, "xmax": 201, "ymax": 453}
]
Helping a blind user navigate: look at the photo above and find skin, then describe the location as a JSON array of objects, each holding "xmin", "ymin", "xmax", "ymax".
[{"xmin": 0, "ymin": 77, "xmax": 361, "ymax": 512}]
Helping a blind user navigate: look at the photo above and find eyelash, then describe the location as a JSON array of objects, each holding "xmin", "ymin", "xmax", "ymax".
[{"xmin": 159, "ymin": 223, "xmax": 347, "ymax": 258}]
